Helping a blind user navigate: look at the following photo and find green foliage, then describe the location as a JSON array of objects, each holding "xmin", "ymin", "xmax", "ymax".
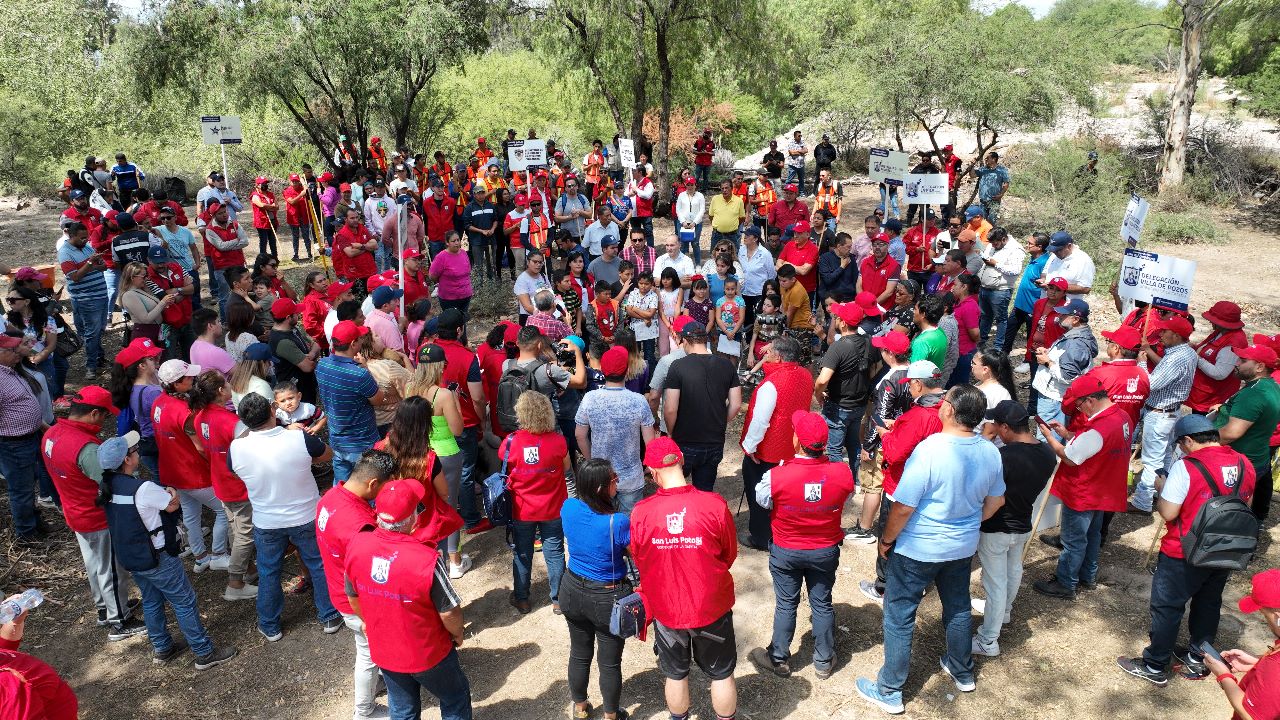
[
  {"xmin": 1144, "ymin": 209, "xmax": 1219, "ymax": 244},
  {"xmin": 1206, "ymin": 0, "xmax": 1280, "ymax": 117},
  {"xmin": 1045, "ymin": 0, "xmax": 1176, "ymax": 69}
]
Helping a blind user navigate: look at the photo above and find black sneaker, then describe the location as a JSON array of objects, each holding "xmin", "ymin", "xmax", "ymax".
[
  {"xmin": 1079, "ymin": 579, "xmax": 1099, "ymax": 591},
  {"xmin": 98, "ymin": 598, "xmax": 142, "ymax": 626},
  {"xmin": 1032, "ymin": 578, "xmax": 1076, "ymax": 601},
  {"xmin": 194, "ymin": 645, "xmax": 238, "ymax": 671},
  {"xmin": 107, "ymin": 617, "xmax": 148, "ymax": 641},
  {"xmin": 844, "ymin": 526, "xmax": 876, "ymax": 544},
  {"xmin": 737, "ymin": 531, "xmax": 767, "ymax": 551},
  {"xmin": 1174, "ymin": 647, "xmax": 1209, "ymax": 679},
  {"xmin": 153, "ymin": 638, "xmax": 189, "ymax": 664},
  {"xmin": 1038, "ymin": 533, "xmax": 1063, "ymax": 550},
  {"xmin": 1117, "ymin": 656, "xmax": 1170, "ymax": 687},
  {"xmin": 322, "ymin": 616, "xmax": 344, "ymax": 634},
  {"xmin": 749, "ymin": 647, "xmax": 792, "ymax": 678}
]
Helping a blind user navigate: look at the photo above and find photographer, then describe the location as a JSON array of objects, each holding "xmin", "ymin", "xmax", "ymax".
[{"xmin": 496, "ymin": 326, "xmax": 586, "ymax": 441}]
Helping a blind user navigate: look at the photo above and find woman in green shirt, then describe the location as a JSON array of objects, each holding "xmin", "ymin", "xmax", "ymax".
[{"xmin": 405, "ymin": 343, "xmax": 469, "ymax": 577}]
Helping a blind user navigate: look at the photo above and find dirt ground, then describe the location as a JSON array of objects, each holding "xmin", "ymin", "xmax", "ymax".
[{"xmin": 1, "ymin": 185, "xmax": 1278, "ymax": 720}]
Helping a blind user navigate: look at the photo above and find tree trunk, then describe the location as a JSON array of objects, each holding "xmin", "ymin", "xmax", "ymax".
[
  {"xmin": 564, "ymin": 10, "xmax": 627, "ymax": 135},
  {"xmin": 629, "ymin": 12, "xmax": 649, "ymax": 140},
  {"xmin": 1159, "ymin": 0, "xmax": 1206, "ymax": 193},
  {"xmin": 654, "ymin": 18, "xmax": 673, "ymax": 204}
]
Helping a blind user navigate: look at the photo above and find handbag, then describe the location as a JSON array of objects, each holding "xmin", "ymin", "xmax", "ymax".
[
  {"xmin": 608, "ymin": 514, "xmax": 648, "ymax": 639},
  {"xmin": 54, "ymin": 317, "xmax": 82, "ymax": 358},
  {"xmin": 482, "ymin": 437, "xmax": 515, "ymax": 527}
]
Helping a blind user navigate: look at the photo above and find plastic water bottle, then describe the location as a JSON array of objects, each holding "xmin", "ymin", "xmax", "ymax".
[{"xmin": 0, "ymin": 589, "xmax": 45, "ymax": 624}]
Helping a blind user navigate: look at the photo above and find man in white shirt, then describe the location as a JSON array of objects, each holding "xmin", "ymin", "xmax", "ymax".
[
  {"xmin": 582, "ymin": 212, "xmax": 620, "ymax": 264},
  {"xmin": 362, "ymin": 180, "xmax": 394, "ymax": 242},
  {"xmin": 1038, "ymin": 230, "xmax": 1095, "ymax": 301},
  {"xmin": 388, "ymin": 164, "xmax": 421, "ymax": 203},
  {"xmin": 653, "ymin": 234, "xmax": 697, "ymax": 288},
  {"xmin": 675, "ymin": 179, "xmax": 707, "ymax": 264},
  {"xmin": 229, "ymin": 393, "xmax": 342, "ymax": 642},
  {"xmin": 976, "ymin": 227, "xmax": 1026, "ymax": 349}
]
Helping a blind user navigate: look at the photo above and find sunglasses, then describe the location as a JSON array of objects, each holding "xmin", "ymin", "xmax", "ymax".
[{"xmin": 6, "ymin": 296, "xmax": 24, "ymax": 302}]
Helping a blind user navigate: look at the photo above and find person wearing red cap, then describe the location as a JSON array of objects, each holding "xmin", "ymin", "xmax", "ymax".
[
  {"xmin": 1116, "ymin": 413, "xmax": 1257, "ymax": 686},
  {"xmin": 630, "ymin": 436, "xmax": 739, "ymax": 720},
  {"xmin": 39, "ymin": 386, "xmax": 148, "ymax": 640},
  {"xmin": 1132, "ymin": 314, "xmax": 1199, "ymax": 513},
  {"xmin": 344, "ymin": 477, "xmax": 472, "ymax": 719},
  {"xmin": 1075, "ymin": 325, "xmax": 1152, "ymax": 426},
  {"xmin": 845, "ymin": 331, "xmax": 914, "ymax": 544},
  {"xmin": 748, "ymin": 410, "xmax": 855, "ymax": 680},
  {"xmin": 1031, "ymin": 376, "xmax": 1133, "ymax": 602},
  {"xmin": 856, "ymin": 385, "xmax": 1005, "ymax": 714},
  {"xmin": 333, "ymin": 207, "xmax": 379, "ymax": 294},
  {"xmin": 365, "ymin": 136, "xmax": 387, "ymax": 175},
  {"xmin": 1188, "ymin": 300, "xmax": 1250, "ymax": 414},
  {"xmin": 776, "ymin": 218, "xmax": 819, "ymax": 303},
  {"xmin": 1023, "ymin": 276, "xmax": 1070, "ymax": 414},
  {"xmin": 267, "ymin": 296, "xmax": 321, "ymax": 405},
  {"xmin": 1214, "ymin": 343, "xmax": 1280, "ymax": 521},
  {"xmin": 249, "ymin": 177, "xmax": 281, "ymax": 259},
  {"xmin": 282, "ymin": 173, "xmax": 316, "ymax": 263},
  {"xmin": 815, "ymin": 300, "xmax": 872, "ymax": 471},
  {"xmin": 199, "ymin": 201, "xmax": 250, "ymax": 319},
  {"xmin": 857, "ymin": 233, "xmax": 901, "ymax": 307},
  {"xmin": 767, "ymin": 182, "xmax": 809, "ymax": 237},
  {"xmin": 1200, "ymin": 568, "xmax": 1280, "ymax": 718}
]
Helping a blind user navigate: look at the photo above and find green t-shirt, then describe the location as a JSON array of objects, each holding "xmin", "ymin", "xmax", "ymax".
[
  {"xmin": 1214, "ymin": 376, "xmax": 1280, "ymax": 474},
  {"xmin": 910, "ymin": 328, "xmax": 948, "ymax": 370}
]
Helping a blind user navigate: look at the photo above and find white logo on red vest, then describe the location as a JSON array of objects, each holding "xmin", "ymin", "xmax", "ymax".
[
  {"xmin": 370, "ymin": 556, "xmax": 392, "ymax": 584},
  {"xmin": 1222, "ymin": 465, "xmax": 1240, "ymax": 488},
  {"xmin": 804, "ymin": 483, "xmax": 823, "ymax": 502},
  {"xmin": 200, "ymin": 423, "xmax": 211, "ymax": 440},
  {"xmin": 523, "ymin": 446, "xmax": 540, "ymax": 465},
  {"xmin": 317, "ymin": 507, "xmax": 330, "ymax": 532},
  {"xmin": 666, "ymin": 508, "xmax": 687, "ymax": 534},
  {"xmin": 153, "ymin": 406, "xmax": 162, "ymax": 423},
  {"xmin": 43, "ymin": 438, "xmax": 54, "ymax": 458},
  {"xmin": 1126, "ymin": 377, "xmax": 1139, "ymax": 393}
]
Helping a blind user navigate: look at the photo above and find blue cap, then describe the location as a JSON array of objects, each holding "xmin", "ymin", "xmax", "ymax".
[
  {"xmin": 424, "ymin": 316, "xmax": 440, "ymax": 336},
  {"xmin": 1052, "ymin": 298, "xmax": 1090, "ymax": 319},
  {"xmin": 97, "ymin": 431, "xmax": 140, "ymax": 472},
  {"xmin": 243, "ymin": 343, "xmax": 276, "ymax": 362},
  {"xmin": 743, "ymin": 225, "xmax": 761, "ymax": 238},
  {"xmin": 1173, "ymin": 413, "xmax": 1216, "ymax": 439},
  {"xmin": 115, "ymin": 211, "xmax": 137, "ymax": 230},
  {"xmin": 1049, "ymin": 230, "xmax": 1073, "ymax": 249},
  {"xmin": 883, "ymin": 219, "xmax": 903, "ymax": 233},
  {"xmin": 396, "ymin": 194, "xmax": 414, "ymax": 205},
  {"xmin": 147, "ymin": 245, "xmax": 169, "ymax": 262},
  {"xmin": 565, "ymin": 334, "xmax": 585, "ymax": 352},
  {"xmin": 371, "ymin": 285, "xmax": 404, "ymax": 308},
  {"xmin": 964, "ymin": 205, "xmax": 983, "ymax": 220},
  {"xmin": 69, "ymin": 188, "xmax": 87, "ymax": 200}
]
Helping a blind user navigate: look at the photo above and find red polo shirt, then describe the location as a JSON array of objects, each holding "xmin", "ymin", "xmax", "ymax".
[
  {"xmin": 769, "ymin": 456, "xmax": 855, "ymax": 550},
  {"xmin": 316, "ymin": 484, "xmax": 376, "ymax": 615},
  {"xmin": 778, "ymin": 240, "xmax": 819, "ymax": 293},
  {"xmin": 333, "ymin": 224, "xmax": 377, "ymax": 280}
]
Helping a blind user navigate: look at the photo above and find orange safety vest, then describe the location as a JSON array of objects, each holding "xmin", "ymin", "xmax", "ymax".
[
  {"xmin": 483, "ymin": 176, "xmax": 507, "ymax": 198},
  {"xmin": 815, "ymin": 181, "xmax": 842, "ymax": 217},
  {"xmin": 370, "ymin": 145, "xmax": 388, "ymax": 173},
  {"xmin": 413, "ymin": 165, "xmax": 431, "ymax": 189},
  {"xmin": 475, "ymin": 148, "xmax": 495, "ymax": 166},
  {"xmin": 526, "ymin": 214, "xmax": 549, "ymax": 253},
  {"xmin": 433, "ymin": 163, "xmax": 453, "ymax": 187},
  {"xmin": 585, "ymin": 152, "xmax": 604, "ymax": 184},
  {"xmin": 751, "ymin": 180, "xmax": 776, "ymax": 215},
  {"xmin": 512, "ymin": 172, "xmax": 527, "ymax": 191}
]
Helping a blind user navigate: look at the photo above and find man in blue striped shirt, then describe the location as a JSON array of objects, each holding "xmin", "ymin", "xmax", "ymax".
[
  {"xmin": 57, "ymin": 222, "xmax": 110, "ymax": 379},
  {"xmin": 315, "ymin": 321, "xmax": 399, "ymax": 484},
  {"xmin": 1131, "ymin": 315, "xmax": 1199, "ymax": 512}
]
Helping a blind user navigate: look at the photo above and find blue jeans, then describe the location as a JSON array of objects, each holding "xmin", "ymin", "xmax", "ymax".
[
  {"xmin": 710, "ymin": 227, "xmax": 741, "ymax": 252},
  {"xmin": 978, "ymin": 288, "xmax": 1012, "ymax": 348},
  {"xmin": 879, "ymin": 186, "xmax": 900, "ymax": 218},
  {"xmin": 949, "ymin": 351, "xmax": 974, "ymax": 387},
  {"xmin": 678, "ymin": 222, "xmax": 704, "ymax": 265},
  {"xmin": 615, "ymin": 488, "xmax": 644, "ymax": 515},
  {"xmin": 694, "ymin": 164, "xmax": 712, "ymax": 193},
  {"xmin": 51, "ymin": 353, "xmax": 69, "ymax": 399},
  {"xmin": 786, "ymin": 166, "xmax": 806, "ymax": 195},
  {"xmin": 877, "ymin": 553, "xmax": 974, "ymax": 699},
  {"xmin": 822, "ymin": 401, "xmax": 864, "ymax": 478},
  {"xmin": 332, "ymin": 449, "xmax": 364, "ymax": 485},
  {"xmin": 768, "ymin": 544, "xmax": 839, "ymax": 670},
  {"xmin": 457, "ymin": 427, "xmax": 482, "ymax": 526},
  {"xmin": 206, "ymin": 258, "xmax": 231, "ymax": 319},
  {"xmin": 71, "ymin": 294, "xmax": 109, "ymax": 372},
  {"xmin": 289, "ymin": 223, "xmax": 314, "ymax": 259},
  {"xmin": 132, "ymin": 552, "xmax": 215, "ymax": 656},
  {"xmin": 1142, "ymin": 552, "xmax": 1230, "ymax": 669},
  {"xmin": 511, "ymin": 518, "xmax": 566, "ymax": 603},
  {"xmin": 1056, "ymin": 506, "xmax": 1102, "ymax": 590},
  {"xmin": 635, "ymin": 216, "xmax": 654, "ymax": 247},
  {"xmin": 383, "ymin": 648, "xmax": 473, "ymax": 720},
  {"xmin": 0, "ymin": 436, "xmax": 41, "ymax": 537},
  {"xmin": 375, "ymin": 243, "xmax": 394, "ymax": 273},
  {"xmin": 102, "ymin": 268, "xmax": 118, "ymax": 312},
  {"xmin": 254, "ymin": 521, "xmax": 339, "ymax": 636},
  {"xmin": 1035, "ymin": 394, "xmax": 1065, "ymax": 441},
  {"xmin": 677, "ymin": 442, "xmax": 723, "ymax": 493}
]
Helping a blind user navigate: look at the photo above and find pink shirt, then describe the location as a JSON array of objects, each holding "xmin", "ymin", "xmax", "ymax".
[
  {"xmin": 428, "ymin": 248, "xmax": 473, "ymax": 301},
  {"xmin": 364, "ymin": 308, "xmax": 404, "ymax": 352},
  {"xmin": 954, "ymin": 295, "xmax": 980, "ymax": 355},
  {"xmin": 190, "ymin": 339, "xmax": 235, "ymax": 376}
]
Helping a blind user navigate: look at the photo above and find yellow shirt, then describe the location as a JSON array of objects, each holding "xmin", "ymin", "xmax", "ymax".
[
  {"xmin": 708, "ymin": 194, "xmax": 746, "ymax": 234},
  {"xmin": 781, "ymin": 282, "xmax": 812, "ymax": 329}
]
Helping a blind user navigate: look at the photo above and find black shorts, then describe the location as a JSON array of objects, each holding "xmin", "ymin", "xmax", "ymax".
[{"xmin": 653, "ymin": 611, "xmax": 737, "ymax": 681}]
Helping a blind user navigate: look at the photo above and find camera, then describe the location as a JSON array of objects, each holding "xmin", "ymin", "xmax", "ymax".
[{"xmin": 555, "ymin": 345, "xmax": 577, "ymax": 369}]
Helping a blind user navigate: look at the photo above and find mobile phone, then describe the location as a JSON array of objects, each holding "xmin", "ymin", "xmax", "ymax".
[
  {"xmin": 1198, "ymin": 640, "xmax": 1227, "ymax": 667},
  {"xmin": 1034, "ymin": 415, "xmax": 1051, "ymax": 429}
]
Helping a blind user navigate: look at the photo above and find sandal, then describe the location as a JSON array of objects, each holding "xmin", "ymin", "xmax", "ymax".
[
  {"xmin": 570, "ymin": 702, "xmax": 592, "ymax": 719},
  {"xmin": 286, "ymin": 576, "xmax": 312, "ymax": 595}
]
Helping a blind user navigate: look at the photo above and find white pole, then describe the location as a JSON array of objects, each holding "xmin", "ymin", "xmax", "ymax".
[
  {"xmin": 220, "ymin": 144, "xmax": 229, "ymax": 190},
  {"xmin": 398, "ymin": 201, "xmax": 407, "ymax": 318}
]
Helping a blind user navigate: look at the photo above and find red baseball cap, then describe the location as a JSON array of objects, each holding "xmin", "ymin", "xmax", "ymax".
[
  {"xmin": 325, "ymin": 280, "xmax": 354, "ymax": 302},
  {"xmin": 829, "ymin": 302, "xmax": 864, "ymax": 327},
  {"xmin": 783, "ymin": 183, "xmax": 798, "ymax": 193},
  {"xmin": 1253, "ymin": 333, "xmax": 1280, "ymax": 353},
  {"xmin": 116, "ymin": 337, "xmax": 163, "ymax": 368},
  {"xmin": 871, "ymin": 330, "xmax": 910, "ymax": 355},
  {"xmin": 477, "ymin": 136, "xmax": 487, "ymax": 143},
  {"xmin": 289, "ymin": 173, "xmax": 301, "ymax": 182},
  {"xmin": 643, "ymin": 437, "xmax": 684, "ymax": 469},
  {"xmin": 1158, "ymin": 315, "xmax": 1194, "ymax": 340},
  {"xmin": 855, "ymin": 291, "xmax": 883, "ymax": 317},
  {"xmin": 332, "ymin": 320, "xmax": 369, "ymax": 345},
  {"xmin": 1240, "ymin": 569, "xmax": 1280, "ymax": 613},
  {"xmin": 376, "ymin": 478, "xmax": 427, "ymax": 524},
  {"xmin": 72, "ymin": 385, "xmax": 119, "ymax": 414},
  {"xmin": 672, "ymin": 316, "xmax": 698, "ymax": 334},
  {"xmin": 514, "ymin": 193, "xmax": 529, "ymax": 206},
  {"xmin": 339, "ymin": 182, "xmax": 351, "ymax": 192},
  {"xmin": 1237, "ymin": 344, "xmax": 1279, "ymax": 369},
  {"xmin": 1062, "ymin": 374, "xmax": 1107, "ymax": 409},
  {"xmin": 370, "ymin": 136, "xmax": 382, "ymax": 144},
  {"xmin": 403, "ymin": 247, "xmax": 422, "ymax": 260},
  {"xmin": 0, "ymin": 335, "xmax": 22, "ymax": 350},
  {"xmin": 318, "ymin": 172, "xmax": 334, "ymax": 183},
  {"xmin": 254, "ymin": 176, "xmax": 270, "ymax": 185},
  {"xmin": 1045, "ymin": 276, "xmax": 1069, "ymax": 291},
  {"xmin": 1101, "ymin": 325, "xmax": 1142, "ymax": 351},
  {"xmin": 270, "ymin": 297, "xmax": 298, "ymax": 320},
  {"xmin": 792, "ymin": 220, "xmax": 811, "ymax": 235},
  {"xmin": 870, "ymin": 232, "xmax": 890, "ymax": 245},
  {"xmin": 684, "ymin": 178, "xmax": 696, "ymax": 186},
  {"xmin": 600, "ymin": 345, "xmax": 629, "ymax": 376},
  {"xmin": 791, "ymin": 410, "xmax": 829, "ymax": 451},
  {"xmin": 13, "ymin": 267, "xmax": 48, "ymax": 282}
]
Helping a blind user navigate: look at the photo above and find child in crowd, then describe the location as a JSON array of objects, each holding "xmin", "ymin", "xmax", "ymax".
[
  {"xmin": 274, "ymin": 380, "xmax": 326, "ymax": 434},
  {"xmin": 714, "ymin": 276, "xmax": 745, "ymax": 363},
  {"xmin": 682, "ymin": 276, "xmax": 714, "ymax": 329},
  {"xmin": 656, "ymin": 267, "xmax": 684, "ymax": 357},
  {"xmin": 746, "ymin": 293, "xmax": 785, "ymax": 370},
  {"xmin": 623, "ymin": 272, "xmax": 659, "ymax": 369},
  {"xmin": 251, "ymin": 276, "xmax": 278, "ymax": 331}
]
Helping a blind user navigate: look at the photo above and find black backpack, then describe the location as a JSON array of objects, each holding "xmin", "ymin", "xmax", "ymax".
[
  {"xmin": 1180, "ymin": 457, "xmax": 1259, "ymax": 570},
  {"xmin": 494, "ymin": 359, "xmax": 549, "ymax": 435}
]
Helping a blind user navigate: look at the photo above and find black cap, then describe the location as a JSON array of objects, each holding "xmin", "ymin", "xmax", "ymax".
[
  {"xmin": 438, "ymin": 308, "xmax": 464, "ymax": 331},
  {"xmin": 417, "ymin": 344, "xmax": 447, "ymax": 365},
  {"xmin": 985, "ymin": 399, "xmax": 1029, "ymax": 426}
]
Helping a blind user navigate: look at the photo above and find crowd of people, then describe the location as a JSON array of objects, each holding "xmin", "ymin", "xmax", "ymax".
[{"xmin": 1, "ymin": 134, "xmax": 1279, "ymax": 720}]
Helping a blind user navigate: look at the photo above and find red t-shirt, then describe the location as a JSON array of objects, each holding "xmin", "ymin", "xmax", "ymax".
[
  {"xmin": 0, "ymin": 639, "xmax": 78, "ymax": 720},
  {"xmin": 1238, "ymin": 646, "xmax": 1280, "ymax": 720},
  {"xmin": 693, "ymin": 137, "xmax": 715, "ymax": 166},
  {"xmin": 333, "ymin": 225, "xmax": 377, "ymax": 280},
  {"xmin": 316, "ymin": 484, "xmax": 376, "ymax": 615},
  {"xmin": 630, "ymin": 485, "xmax": 736, "ymax": 629},
  {"xmin": 1084, "ymin": 360, "xmax": 1150, "ymax": 425},
  {"xmin": 859, "ymin": 255, "xmax": 901, "ymax": 299},
  {"xmin": 503, "ymin": 430, "xmax": 569, "ymax": 522},
  {"xmin": 778, "ymin": 241, "xmax": 819, "ymax": 293},
  {"xmin": 1027, "ymin": 295, "xmax": 1069, "ymax": 361},
  {"xmin": 195, "ymin": 404, "xmax": 248, "ymax": 503},
  {"xmin": 769, "ymin": 456, "xmax": 855, "ymax": 550},
  {"xmin": 902, "ymin": 225, "xmax": 940, "ymax": 273}
]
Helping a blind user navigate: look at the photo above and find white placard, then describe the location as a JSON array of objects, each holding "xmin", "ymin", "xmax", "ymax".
[
  {"xmin": 1121, "ymin": 192, "xmax": 1150, "ymax": 248},
  {"xmin": 868, "ymin": 147, "xmax": 908, "ymax": 187},
  {"xmin": 506, "ymin": 139, "xmax": 547, "ymax": 172},
  {"xmin": 618, "ymin": 139, "xmax": 636, "ymax": 169},
  {"xmin": 200, "ymin": 115, "xmax": 242, "ymax": 145},
  {"xmin": 1117, "ymin": 247, "xmax": 1197, "ymax": 312},
  {"xmin": 902, "ymin": 173, "xmax": 949, "ymax": 204}
]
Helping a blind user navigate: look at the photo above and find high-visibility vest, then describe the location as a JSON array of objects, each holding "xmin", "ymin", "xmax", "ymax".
[
  {"xmin": 751, "ymin": 180, "xmax": 776, "ymax": 215},
  {"xmin": 370, "ymin": 145, "xmax": 388, "ymax": 173},
  {"xmin": 433, "ymin": 163, "xmax": 453, "ymax": 187},
  {"xmin": 815, "ymin": 182, "xmax": 842, "ymax": 217}
]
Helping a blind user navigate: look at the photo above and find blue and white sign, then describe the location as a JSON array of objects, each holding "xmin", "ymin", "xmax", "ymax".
[
  {"xmin": 200, "ymin": 115, "xmax": 242, "ymax": 145},
  {"xmin": 1121, "ymin": 192, "xmax": 1150, "ymax": 247},
  {"xmin": 869, "ymin": 148, "xmax": 908, "ymax": 187},
  {"xmin": 902, "ymin": 173, "xmax": 949, "ymax": 204},
  {"xmin": 1118, "ymin": 247, "xmax": 1196, "ymax": 311}
]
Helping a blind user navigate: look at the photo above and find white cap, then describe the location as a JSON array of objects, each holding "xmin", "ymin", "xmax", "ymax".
[
  {"xmin": 158, "ymin": 359, "xmax": 201, "ymax": 386},
  {"xmin": 904, "ymin": 360, "xmax": 941, "ymax": 380}
]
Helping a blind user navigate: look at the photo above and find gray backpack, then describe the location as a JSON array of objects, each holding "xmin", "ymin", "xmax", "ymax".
[{"xmin": 1180, "ymin": 457, "xmax": 1258, "ymax": 570}]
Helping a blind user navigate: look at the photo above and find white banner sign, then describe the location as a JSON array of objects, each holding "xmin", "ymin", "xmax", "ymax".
[
  {"xmin": 902, "ymin": 173, "xmax": 949, "ymax": 205},
  {"xmin": 618, "ymin": 139, "xmax": 636, "ymax": 169},
  {"xmin": 506, "ymin": 139, "xmax": 546, "ymax": 171},
  {"xmin": 1121, "ymin": 192, "xmax": 1150, "ymax": 248},
  {"xmin": 200, "ymin": 115, "xmax": 242, "ymax": 145},
  {"xmin": 1118, "ymin": 247, "xmax": 1197, "ymax": 312},
  {"xmin": 868, "ymin": 147, "xmax": 908, "ymax": 187}
]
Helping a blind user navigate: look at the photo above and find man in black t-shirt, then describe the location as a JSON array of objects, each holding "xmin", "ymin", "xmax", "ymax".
[
  {"xmin": 663, "ymin": 321, "xmax": 742, "ymax": 493},
  {"xmin": 761, "ymin": 140, "xmax": 785, "ymax": 186},
  {"xmin": 267, "ymin": 298, "xmax": 321, "ymax": 404},
  {"xmin": 813, "ymin": 302, "xmax": 872, "ymax": 478},
  {"xmin": 973, "ymin": 400, "xmax": 1056, "ymax": 658}
]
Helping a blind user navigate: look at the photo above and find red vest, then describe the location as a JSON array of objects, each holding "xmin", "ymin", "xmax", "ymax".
[
  {"xmin": 633, "ymin": 178, "xmax": 654, "ymax": 217},
  {"xmin": 769, "ymin": 456, "xmax": 855, "ymax": 550},
  {"xmin": 333, "ymin": 225, "xmax": 377, "ymax": 280},
  {"xmin": 1161, "ymin": 445, "xmax": 1256, "ymax": 559},
  {"xmin": 1187, "ymin": 329, "xmax": 1247, "ymax": 412},
  {"xmin": 316, "ymin": 485, "xmax": 376, "ymax": 615},
  {"xmin": 250, "ymin": 190, "xmax": 277, "ymax": 230},
  {"xmin": 423, "ymin": 196, "xmax": 456, "ymax": 243},
  {"xmin": 1051, "ymin": 404, "xmax": 1133, "ymax": 512},
  {"xmin": 1085, "ymin": 360, "xmax": 1150, "ymax": 425},
  {"xmin": 41, "ymin": 419, "xmax": 107, "ymax": 533},
  {"xmin": 345, "ymin": 528, "xmax": 454, "ymax": 673},
  {"xmin": 152, "ymin": 393, "xmax": 211, "ymax": 490},
  {"xmin": 504, "ymin": 430, "xmax": 569, "ymax": 522},
  {"xmin": 146, "ymin": 263, "xmax": 193, "ymax": 328},
  {"xmin": 203, "ymin": 222, "xmax": 246, "ymax": 270},
  {"xmin": 1027, "ymin": 296, "xmax": 1068, "ymax": 360},
  {"xmin": 437, "ymin": 339, "xmax": 480, "ymax": 428},
  {"xmin": 740, "ymin": 362, "xmax": 815, "ymax": 463},
  {"xmin": 195, "ymin": 404, "xmax": 247, "ymax": 503}
]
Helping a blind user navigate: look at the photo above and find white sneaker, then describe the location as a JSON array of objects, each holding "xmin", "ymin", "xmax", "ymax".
[
  {"xmin": 859, "ymin": 580, "xmax": 884, "ymax": 605},
  {"xmin": 448, "ymin": 555, "xmax": 473, "ymax": 579},
  {"xmin": 223, "ymin": 584, "xmax": 259, "ymax": 601},
  {"xmin": 36, "ymin": 495, "xmax": 57, "ymax": 509},
  {"xmin": 207, "ymin": 554, "xmax": 231, "ymax": 571},
  {"xmin": 354, "ymin": 706, "xmax": 390, "ymax": 720},
  {"xmin": 1014, "ymin": 362, "xmax": 1030, "ymax": 374},
  {"xmin": 940, "ymin": 657, "xmax": 976, "ymax": 691},
  {"xmin": 193, "ymin": 555, "xmax": 212, "ymax": 573},
  {"xmin": 971, "ymin": 598, "xmax": 985, "ymax": 615},
  {"xmin": 971, "ymin": 635, "xmax": 1000, "ymax": 657}
]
